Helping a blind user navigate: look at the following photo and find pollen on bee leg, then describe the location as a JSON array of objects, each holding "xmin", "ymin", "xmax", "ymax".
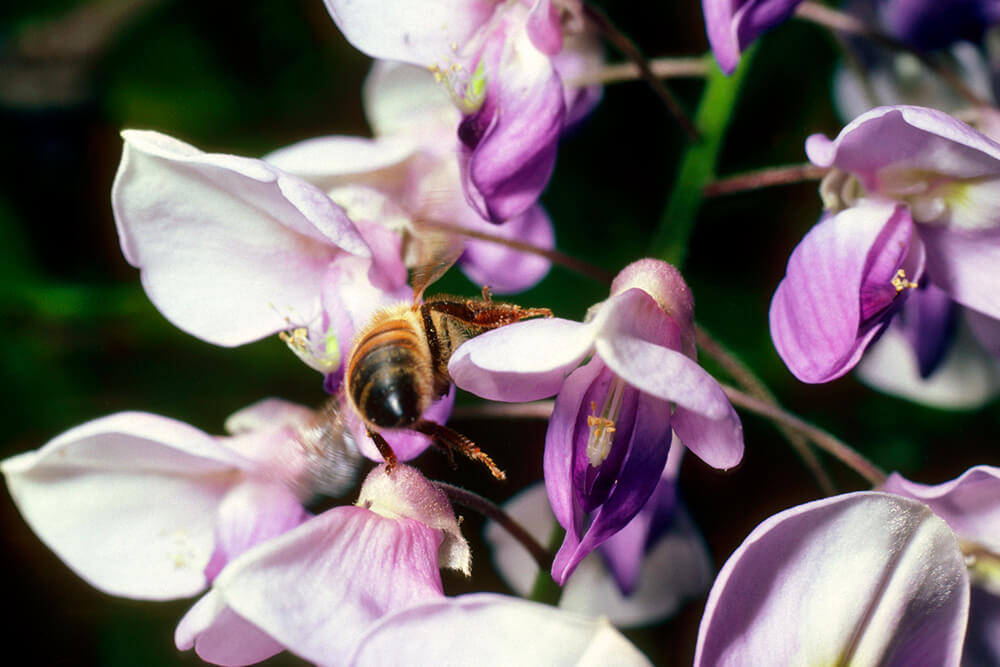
[{"xmin": 891, "ymin": 269, "xmax": 918, "ymax": 294}]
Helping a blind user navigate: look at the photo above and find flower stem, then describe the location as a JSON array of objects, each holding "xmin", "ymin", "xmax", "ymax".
[
  {"xmin": 434, "ymin": 481, "xmax": 553, "ymax": 574},
  {"xmin": 702, "ymin": 163, "xmax": 828, "ymax": 198},
  {"xmin": 720, "ymin": 383, "xmax": 887, "ymax": 486},
  {"xmin": 451, "ymin": 400, "xmax": 555, "ymax": 421},
  {"xmin": 696, "ymin": 326, "xmax": 835, "ymax": 494},
  {"xmin": 582, "ymin": 3, "xmax": 699, "ymax": 142},
  {"xmin": 650, "ymin": 45, "xmax": 756, "ymax": 268},
  {"xmin": 795, "ymin": 1, "xmax": 990, "ymax": 107},
  {"xmin": 565, "ymin": 56, "xmax": 709, "ymax": 87},
  {"xmin": 418, "ymin": 219, "xmax": 614, "ymax": 285}
]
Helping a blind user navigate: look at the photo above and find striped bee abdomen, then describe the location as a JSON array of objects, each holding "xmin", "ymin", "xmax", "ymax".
[{"xmin": 346, "ymin": 318, "xmax": 432, "ymax": 430}]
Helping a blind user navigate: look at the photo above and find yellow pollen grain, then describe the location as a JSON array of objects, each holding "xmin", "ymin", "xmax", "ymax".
[{"xmin": 891, "ymin": 269, "xmax": 918, "ymax": 293}]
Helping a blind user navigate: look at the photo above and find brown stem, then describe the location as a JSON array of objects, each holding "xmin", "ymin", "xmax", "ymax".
[
  {"xmin": 418, "ymin": 219, "xmax": 615, "ymax": 285},
  {"xmin": 703, "ymin": 163, "xmax": 829, "ymax": 198},
  {"xmin": 582, "ymin": 3, "xmax": 700, "ymax": 142},
  {"xmin": 565, "ymin": 56, "xmax": 709, "ymax": 87},
  {"xmin": 720, "ymin": 383, "xmax": 887, "ymax": 486},
  {"xmin": 451, "ymin": 401, "xmax": 555, "ymax": 421},
  {"xmin": 696, "ymin": 327, "xmax": 835, "ymax": 494},
  {"xmin": 795, "ymin": 1, "xmax": 991, "ymax": 107},
  {"xmin": 435, "ymin": 481, "xmax": 554, "ymax": 573}
]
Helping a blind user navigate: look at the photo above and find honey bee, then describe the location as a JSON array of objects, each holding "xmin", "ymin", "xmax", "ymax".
[
  {"xmin": 343, "ymin": 236, "xmax": 551, "ymax": 480},
  {"xmin": 286, "ymin": 397, "xmax": 364, "ymax": 499}
]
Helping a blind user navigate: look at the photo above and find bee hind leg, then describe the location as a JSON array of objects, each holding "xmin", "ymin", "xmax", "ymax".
[
  {"xmin": 413, "ymin": 420, "xmax": 506, "ymax": 481},
  {"xmin": 366, "ymin": 429, "xmax": 398, "ymax": 474}
]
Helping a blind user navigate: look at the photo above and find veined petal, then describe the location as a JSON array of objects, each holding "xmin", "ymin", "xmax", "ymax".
[
  {"xmin": 350, "ymin": 593, "xmax": 652, "ymax": 667},
  {"xmin": 920, "ymin": 224, "xmax": 1000, "ymax": 319},
  {"xmin": 805, "ymin": 106, "xmax": 1000, "ymax": 191},
  {"xmin": 2, "ymin": 412, "xmax": 244, "ymax": 600},
  {"xmin": 460, "ymin": 23, "xmax": 565, "ymax": 222},
  {"xmin": 694, "ymin": 492, "xmax": 969, "ymax": 667},
  {"xmin": 458, "ymin": 203, "xmax": 554, "ymax": 293},
  {"xmin": 881, "ymin": 466, "xmax": 1000, "ymax": 554},
  {"xmin": 215, "ymin": 506, "xmax": 444, "ymax": 665},
  {"xmin": 770, "ymin": 201, "xmax": 916, "ymax": 383},
  {"xmin": 113, "ymin": 130, "xmax": 368, "ymax": 347},
  {"xmin": 175, "ymin": 589, "xmax": 285, "ymax": 667},
  {"xmin": 323, "ymin": 0, "xmax": 493, "ymax": 67},
  {"xmin": 551, "ymin": 390, "xmax": 673, "ymax": 584},
  {"xmin": 449, "ymin": 318, "xmax": 596, "ymax": 401}
]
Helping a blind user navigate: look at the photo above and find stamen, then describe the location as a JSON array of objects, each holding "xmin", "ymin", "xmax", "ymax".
[
  {"xmin": 891, "ymin": 269, "xmax": 918, "ymax": 294},
  {"xmin": 280, "ymin": 327, "xmax": 340, "ymax": 374},
  {"xmin": 585, "ymin": 376, "xmax": 626, "ymax": 467}
]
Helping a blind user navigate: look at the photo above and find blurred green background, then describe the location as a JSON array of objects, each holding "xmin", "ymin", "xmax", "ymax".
[{"xmin": 1, "ymin": 1, "xmax": 997, "ymax": 665}]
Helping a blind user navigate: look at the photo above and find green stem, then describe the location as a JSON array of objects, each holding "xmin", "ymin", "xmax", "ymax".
[{"xmin": 650, "ymin": 47, "xmax": 756, "ymax": 268}]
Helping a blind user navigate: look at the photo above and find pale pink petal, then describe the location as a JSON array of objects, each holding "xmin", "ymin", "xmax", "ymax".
[
  {"xmin": 695, "ymin": 492, "xmax": 969, "ymax": 667},
  {"xmin": 223, "ymin": 398, "xmax": 315, "ymax": 436},
  {"xmin": 448, "ymin": 318, "xmax": 597, "ymax": 401},
  {"xmin": 882, "ymin": 466, "xmax": 1000, "ymax": 554},
  {"xmin": 2, "ymin": 413, "xmax": 244, "ymax": 599},
  {"xmin": 362, "ymin": 60, "xmax": 459, "ymax": 138},
  {"xmin": 214, "ymin": 506, "xmax": 444, "ymax": 664},
  {"xmin": 113, "ymin": 130, "xmax": 368, "ymax": 347},
  {"xmin": 920, "ymin": 224, "xmax": 1000, "ymax": 320},
  {"xmin": 175, "ymin": 590, "xmax": 285, "ymax": 667},
  {"xmin": 350, "ymin": 593, "xmax": 652, "ymax": 666},
  {"xmin": 263, "ymin": 135, "xmax": 417, "ymax": 191},
  {"xmin": 323, "ymin": 1, "xmax": 493, "ymax": 66}
]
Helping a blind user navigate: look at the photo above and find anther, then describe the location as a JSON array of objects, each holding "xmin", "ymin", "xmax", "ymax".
[{"xmin": 891, "ymin": 269, "xmax": 918, "ymax": 293}]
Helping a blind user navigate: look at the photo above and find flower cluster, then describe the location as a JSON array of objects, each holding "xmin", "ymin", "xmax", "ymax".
[{"xmin": 6, "ymin": 0, "xmax": 1000, "ymax": 665}]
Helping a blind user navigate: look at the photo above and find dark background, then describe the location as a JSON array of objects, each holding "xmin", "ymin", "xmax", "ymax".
[{"xmin": 1, "ymin": 1, "xmax": 997, "ymax": 664}]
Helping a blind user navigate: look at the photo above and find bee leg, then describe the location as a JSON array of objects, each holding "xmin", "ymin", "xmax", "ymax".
[
  {"xmin": 366, "ymin": 429, "xmax": 398, "ymax": 474},
  {"xmin": 413, "ymin": 420, "xmax": 506, "ymax": 481},
  {"xmin": 480, "ymin": 285, "xmax": 492, "ymax": 303}
]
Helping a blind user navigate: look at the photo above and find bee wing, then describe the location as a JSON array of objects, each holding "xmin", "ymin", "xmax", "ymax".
[
  {"xmin": 404, "ymin": 221, "xmax": 466, "ymax": 301},
  {"xmin": 291, "ymin": 397, "xmax": 364, "ymax": 498}
]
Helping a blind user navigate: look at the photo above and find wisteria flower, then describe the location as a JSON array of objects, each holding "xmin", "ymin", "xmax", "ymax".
[
  {"xmin": 485, "ymin": 443, "xmax": 713, "ymax": 627},
  {"xmin": 112, "ymin": 129, "xmax": 410, "ymax": 376},
  {"xmin": 770, "ymin": 105, "xmax": 1000, "ymax": 386},
  {"xmin": 265, "ymin": 59, "xmax": 555, "ymax": 294},
  {"xmin": 324, "ymin": 0, "xmax": 602, "ymax": 222},
  {"xmin": 701, "ymin": 0, "xmax": 806, "ymax": 74},
  {"xmin": 2, "ymin": 398, "xmax": 353, "ymax": 665},
  {"xmin": 450, "ymin": 258, "xmax": 743, "ymax": 583},
  {"xmin": 694, "ymin": 465, "xmax": 1000, "ymax": 666}
]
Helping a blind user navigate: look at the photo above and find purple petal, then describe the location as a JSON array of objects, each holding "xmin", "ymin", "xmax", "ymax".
[
  {"xmin": 965, "ymin": 587, "xmax": 1000, "ymax": 667},
  {"xmin": 881, "ymin": 466, "xmax": 1000, "ymax": 554},
  {"xmin": 448, "ymin": 318, "xmax": 596, "ymax": 401},
  {"xmin": 113, "ymin": 130, "xmax": 368, "ymax": 347},
  {"xmin": 967, "ymin": 308, "xmax": 1000, "ymax": 357},
  {"xmin": 702, "ymin": 0, "xmax": 806, "ymax": 75},
  {"xmin": 544, "ymin": 357, "xmax": 605, "ymax": 533},
  {"xmin": 695, "ymin": 492, "xmax": 969, "ymax": 666},
  {"xmin": 549, "ymin": 25, "xmax": 604, "ymax": 129},
  {"xmin": 805, "ymin": 106, "xmax": 1000, "ymax": 187},
  {"xmin": 770, "ymin": 200, "xmax": 919, "ymax": 383},
  {"xmin": 893, "ymin": 282, "xmax": 959, "ymax": 378},
  {"xmin": 485, "ymin": 481, "xmax": 712, "ymax": 628},
  {"xmin": 594, "ymin": 289, "xmax": 743, "ymax": 469},
  {"xmin": 350, "ymin": 386, "xmax": 456, "ymax": 463},
  {"xmin": 323, "ymin": 0, "xmax": 493, "ymax": 66},
  {"xmin": 175, "ymin": 590, "xmax": 285, "ymax": 667},
  {"xmin": 459, "ymin": 26, "xmax": 565, "ymax": 222},
  {"xmin": 878, "ymin": 0, "xmax": 997, "ymax": 50},
  {"xmin": 551, "ymin": 389, "xmax": 673, "ymax": 584},
  {"xmin": 920, "ymin": 224, "xmax": 1000, "ymax": 319},
  {"xmin": 1, "ymin": 413, "xmax": 245, "ymax": 600},
  {"xmin": 350, "ymin": 593, "xmax": 652, "ymax": 666},
  {"xmin": 215, "ymin": 506, "xmax": 444, "ymax": 664},
  {"xmin": 458, "ymin": 203, "xmax": 554, "ymax": 293},
  {"xmin": 856, "ymin": 312, "xmax": 1000, "ymax": 409}
]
